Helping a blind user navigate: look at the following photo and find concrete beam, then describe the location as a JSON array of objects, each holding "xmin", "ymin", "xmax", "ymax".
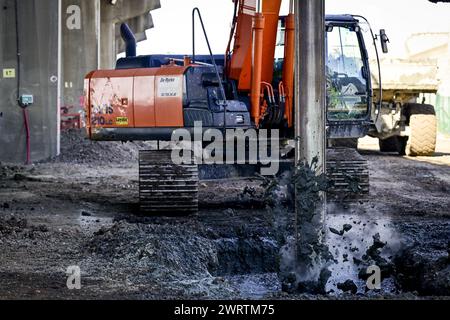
[
  {"xmin": 115, "ymin": 14, "xmax": 154, "ymax": 54},
  {"xmin": 100, "ymin": 0, "xmax": 161, "ymax": 68}
]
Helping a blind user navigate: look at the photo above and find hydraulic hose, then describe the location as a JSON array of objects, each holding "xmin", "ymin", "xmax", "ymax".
[
  {"xmin": 15, "ymin": 0, "xmax": 30, "ymax": 165},
  {"xmin": 22, "ymin": 108, "xmax": 31, "ymax": 165}
]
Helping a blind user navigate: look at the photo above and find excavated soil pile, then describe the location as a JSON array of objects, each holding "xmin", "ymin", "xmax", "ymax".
[
  {"xmin": 394, "ymin": 220, "xmax": 450, "ymax": 296},
  {"xmin": 87, "ymin": 221, "xmax": 219, "ymax": 282},
  {"xmin": 0, "ymin": 164, "xmax": 24, "ymax": 180},
  {"xmin": 54, "ymin": 129, "xmax": 152, "ymax": 165},
  {"xmin": 0, "ymin": 217, "xmax": 49, "ymax": 239}
]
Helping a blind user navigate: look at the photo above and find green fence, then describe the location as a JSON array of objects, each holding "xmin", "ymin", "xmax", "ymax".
[
  {"xmin": 436, "ymin": 94, "xmax": 450, "ymax": 135},
  {"xmin": 421, "ymin": 93, "xmax": 450, "ymax": 135}
]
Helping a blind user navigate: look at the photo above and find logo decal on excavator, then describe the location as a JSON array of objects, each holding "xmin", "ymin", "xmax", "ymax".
[
  {"xmin": 116, "ymin": 117, "xmax": 129, "ymax": 126},
  {"xmin": 92, "ymin": 104, "xmax": 114, "ymax": 115},
  {"xmin": 157, "ymin": 76, "xmax": 181, "ymax": 98}
]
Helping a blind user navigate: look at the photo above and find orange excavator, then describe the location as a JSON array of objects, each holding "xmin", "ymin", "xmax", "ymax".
[
  {"xmin": 85, "ymin": 0, "xmax": 294, "ymax": 139},
  {"xmin": 85, "ymin": 0, "xmax": 375, "ymax": 213}
]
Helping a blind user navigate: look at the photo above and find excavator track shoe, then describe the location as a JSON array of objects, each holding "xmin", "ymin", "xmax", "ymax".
[
  {"xmin": 327, "ymin": 148, "xmax": 369, "ymax": 199},
  {"xmin": 139, "ymin": 150, "xmax": 199, "ymax": 214}
]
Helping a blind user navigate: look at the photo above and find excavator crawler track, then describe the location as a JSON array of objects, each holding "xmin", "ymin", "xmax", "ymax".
[
  {"xmin": 326, "ymin": 149, "xmax": 369, "ymax": 199},
  {"xmin": 139, "ymin": 150, "xmax": 199, "ymax": 214}
]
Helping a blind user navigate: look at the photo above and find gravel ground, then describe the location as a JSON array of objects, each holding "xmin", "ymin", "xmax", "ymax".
[{"xmin": 0, "ymin": 131, "xmax": 448, "ymax": 300}]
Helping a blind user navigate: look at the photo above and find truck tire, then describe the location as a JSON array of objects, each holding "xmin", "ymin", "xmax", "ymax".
[
  {"xmin": 406, "ymin": 104, "xmax": 437, "ymax": 156},
  {"xmin": 379, "ymin": 136, "xmax": 407, "ymax": 155}
]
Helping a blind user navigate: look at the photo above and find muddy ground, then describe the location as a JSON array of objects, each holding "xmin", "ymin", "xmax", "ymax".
[{"xmin": 0, "ymin": 130, "xmax": 449, "ymax": 300}]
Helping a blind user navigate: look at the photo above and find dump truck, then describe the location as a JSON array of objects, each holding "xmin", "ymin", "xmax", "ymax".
[{"xmin": 369, "ymin": 58, "xmax": 439, "ymax": 155}]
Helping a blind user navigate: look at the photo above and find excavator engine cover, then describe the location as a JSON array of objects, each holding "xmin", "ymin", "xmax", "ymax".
[{"xmin": 85, "ymin": 65, "xmax": 251, "ymax": 141}]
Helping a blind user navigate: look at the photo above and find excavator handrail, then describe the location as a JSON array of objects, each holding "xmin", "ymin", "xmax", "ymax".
[
  {"xmin": 192, "ymin": 7, "xmax": 228, "ymax": 129},
  {"xmin": 192, "ymin": 8, "xmax": 227, "ymax": 103},
  {"xmin": 352, "ymin": 14, "xmax": 383, "ymax": 124}
]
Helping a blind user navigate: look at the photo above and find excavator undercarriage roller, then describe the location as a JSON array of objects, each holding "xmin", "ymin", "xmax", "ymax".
[{"xmin": 139, "ymin": 150, "xmax": 199, "ymax": 214}]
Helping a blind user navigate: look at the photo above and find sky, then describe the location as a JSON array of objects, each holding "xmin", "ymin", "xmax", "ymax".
[{"xmin": 136, "ymin": 0, "xmax": 450, "ymax": 58}]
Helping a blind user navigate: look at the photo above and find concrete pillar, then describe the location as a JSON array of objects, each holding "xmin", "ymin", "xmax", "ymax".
[
  {"xmin": 100, "ymin": 0, "xmax": 160, "ymax": 69},
  {"xmin": 61, "ymin": 0, "xmax": 101, "ymax": 120},
  {"xmin": 293, "ymin": 0, "xmax": 328, "ymax": 293},
  {"xmin": 60, "ymin": 0, "xmax": 159, "ymax": 113},
  {"xmin": 0, "ymin": 0, "xmax": 160, "ymax": 164},
  {"xmin": 0, "ymin": 0, "xmax": 59, "ymax": 163}
]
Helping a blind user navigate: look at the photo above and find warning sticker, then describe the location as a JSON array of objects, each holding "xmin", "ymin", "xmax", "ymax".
[
  {"xmin": 157, "ymin": 77, "xmax": 181, "ymax": 98},
  {"xmin": 116, "ymin": 117, "xmax": 129, "ymax": 126},
  {"xmin": 3, "ymin": 69, "xmax": 16, "ymax": 78}
]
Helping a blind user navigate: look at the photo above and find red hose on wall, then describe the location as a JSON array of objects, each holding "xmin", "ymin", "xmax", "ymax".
[{"xmin": 22, "ymin": 108, "xmax": 31, "ymax": 165}]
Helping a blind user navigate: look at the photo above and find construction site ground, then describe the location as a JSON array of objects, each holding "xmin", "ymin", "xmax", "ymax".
[{"xmin": 0, "ymin": 130, "xmax": 449, "ymax": 300}]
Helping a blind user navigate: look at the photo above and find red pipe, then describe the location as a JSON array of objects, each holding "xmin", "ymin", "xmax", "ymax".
[{"xmin": 22, "ymin": 108, "xmax": 31, "ymax": 165}]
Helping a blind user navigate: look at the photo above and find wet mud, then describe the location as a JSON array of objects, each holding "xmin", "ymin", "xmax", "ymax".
[{"xmin": 0, "ymin": 132, "xmax": 449, "ymax": 299}]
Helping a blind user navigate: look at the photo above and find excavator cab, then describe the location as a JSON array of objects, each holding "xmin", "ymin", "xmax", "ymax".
[
  {"xmin": 275, "ymin": 15, "xmax": 373, "ymax": 140},
  {"xmin": 325, "ymin": 16, "xmax": 373, "ymax": 140}
]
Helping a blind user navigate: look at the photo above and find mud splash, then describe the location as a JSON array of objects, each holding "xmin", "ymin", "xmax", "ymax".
[
  {"xmin": 325, "ymin": 207, "xmax": 402, "ymax": 295},
  {"xmin": 269, "ymin": 158, "xmax": 333, "ymax": 294}
]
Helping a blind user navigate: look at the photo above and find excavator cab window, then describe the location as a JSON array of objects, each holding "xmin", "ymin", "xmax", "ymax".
[
  {"xmin": 273, "ymin": 18, "xmax": 371, "ymax": 123},
  {"xmin": 326, "ymin": 25, "xmax": 370, "ymax": 121}
]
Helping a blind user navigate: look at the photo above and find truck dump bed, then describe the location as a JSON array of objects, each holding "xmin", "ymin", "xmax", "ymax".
[{"xmin": 371, "ymin": 58, "xmax": 439, "ymax": 93}]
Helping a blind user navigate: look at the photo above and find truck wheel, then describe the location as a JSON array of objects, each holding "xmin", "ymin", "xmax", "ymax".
[
  {"xmin": 406, "ymin": 104, "xmax": 437, "ymax": 156},
  {"xmin": 379, "ymin": 136, "xmax": 407, "ymax": 155}
]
